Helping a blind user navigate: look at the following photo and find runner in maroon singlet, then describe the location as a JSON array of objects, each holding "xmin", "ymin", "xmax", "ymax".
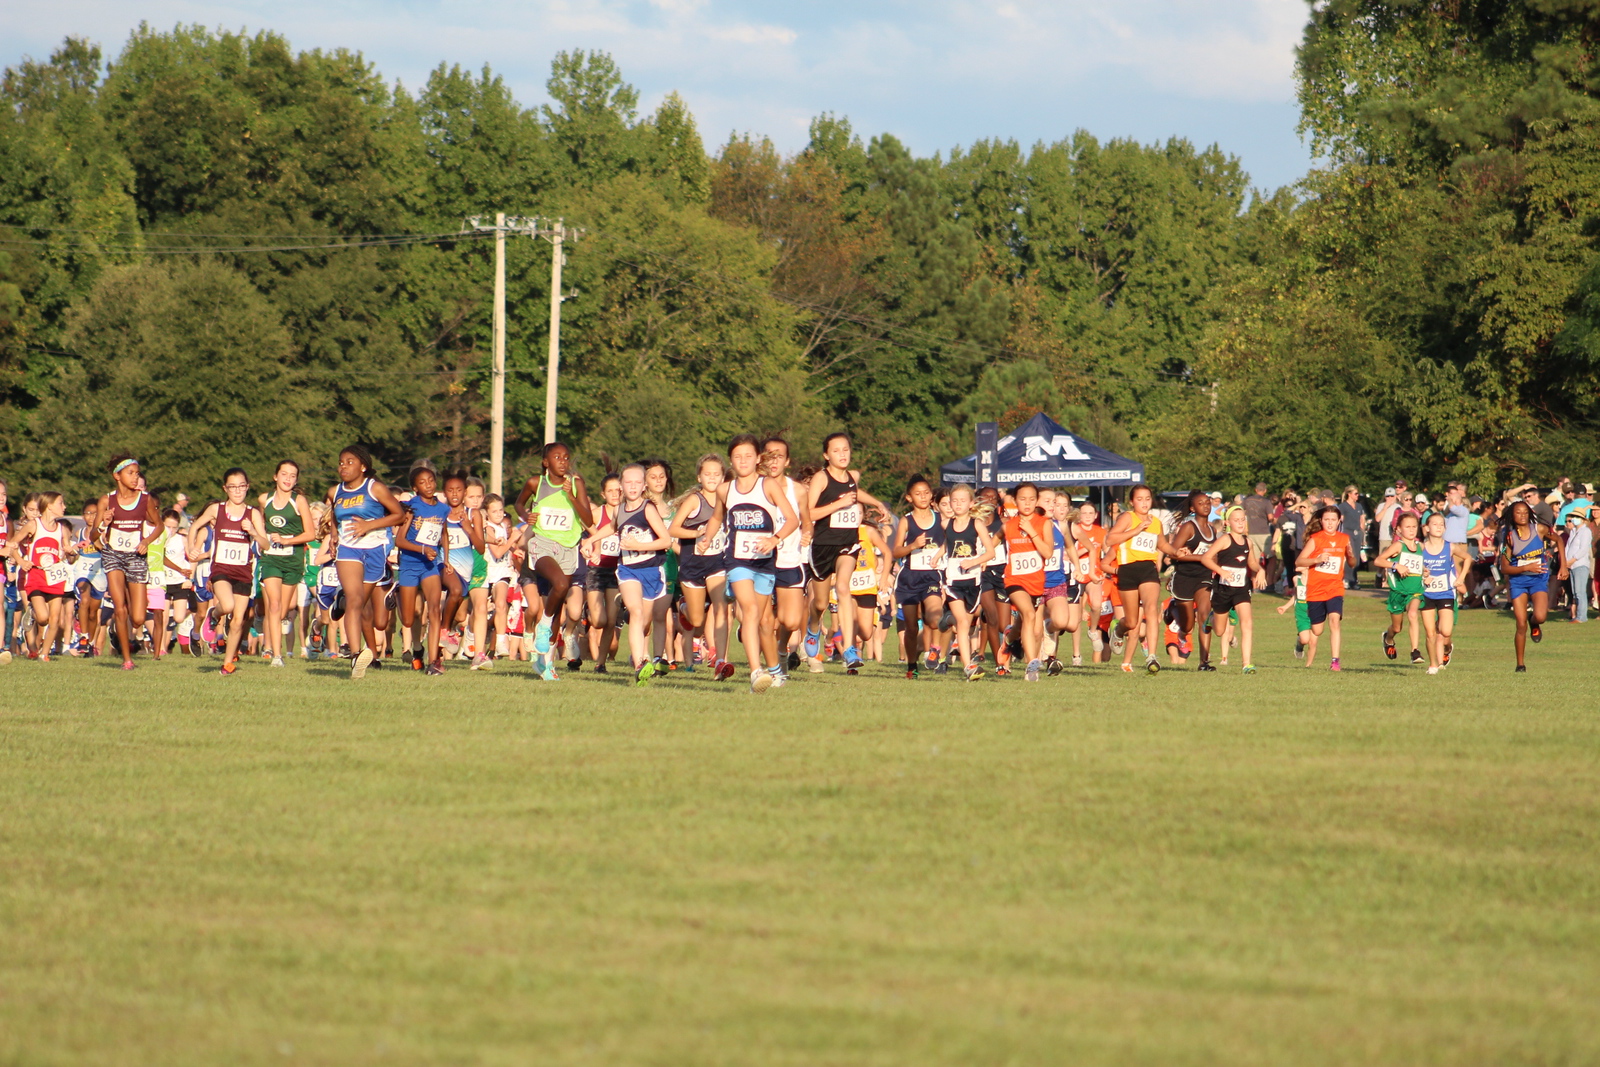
[
  {"xmin": 96, "ymin": 454, "xmax": 163, "ymax": 669},
  {"xmin": 186, "ymin": 468, "xmax": 269, "ymax": 675}
]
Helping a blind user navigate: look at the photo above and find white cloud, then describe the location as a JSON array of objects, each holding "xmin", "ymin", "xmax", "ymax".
[{"xmin": 708, "ymin": 24, "xmax": 797, "ymax": 46}]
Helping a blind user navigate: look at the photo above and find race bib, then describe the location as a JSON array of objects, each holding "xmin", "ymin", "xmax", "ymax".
[
  {"xmin": 215, "ymin": 540, "xmax": 249, "ymax": 567},
  {"xmin": 622, "ymin": 549, "xmax": 653, "ymax": 566},
  {"xmin": 733, "ymin": 530, "xmax": 771, "ymax": 560},
  {"xmin": 990, "ymin": 542, "xmax": 1007, "ymax": 566},
  {"xmin": 1397, "ymin": 552, "xmax": 1423, "ymax": 574},
  {"xmin": 1131, "ymin": 531, "xmax": 1158, "ymax": 554},
  {"xmin": 1316, "ymin": 556, "xmax": 1343, "ymax": 575},
  {"xmin": 910, "ymin": 545, "xmax": 938, "ymax": 571},
  {"xmin": 1424, "ymin": 572, "xmax": 1450, "ymax": 594},
  {"xmin": 339, "ymin": 518, "xmax": 382, "ymax": 549},
  {"xmin": 108, "ymin": 528, "xmax": 139, "ymax": 552},
  {"xmin": 1075, "ymin": 554, "xmax": 1094, "ymax": 580},
  {"xmin": 703, "ymin": 528, "xmax": 728, "ymax": 555},
  {"xmin": 413, "ymin": 520, "xmax": 442, "ymax": 547},
  {"xmin": 1294, "ymin": 574, "xmax": 1308, "ymax": 602},
  {"xmin": 599, "ymin": 535, "xmax": 620, "ymax": 557},
  {"xmin": 43, "ymin": 562, "xmax": 71, "ymax": 586},
  {"xmin": 849, "ymin": 566, "xmax": 876, "ymax": 592},
  {"xmin": 447, "ymin": 526, "xmax": 468, "ymax": 550},
  {"xmin": 1046, "ymin": 549, "xmax": 1063, "ymax": 573},
  {"xmin": 1009, "ymin": 551, "xmax": 1042, "ymax": 576},
  {"xmin": 318, "ymin": 565, "xmax": 339, "ymax": 588},
  {"xmin": 1220, "ymin": 566, "xmax": 1246, "ymax": 588},
  {"xmin": 830, "ymin": 504, "xmax": 861, "ymax": 529},
  {"xmin": 265, "ymin": 544, "xmax": 294, "ymax": 557},
  {"xmin": 945, "ymin": 557, "xmax": 974, "ymax": 582},
  {"xmin": 538, "ymin": 506, "xmax": 573, "ymax": 532}
]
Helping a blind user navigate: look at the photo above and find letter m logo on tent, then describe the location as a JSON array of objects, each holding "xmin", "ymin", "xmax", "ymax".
[{"xmin": 1020, "ymin": 434, "xmax": 1090, "ymax": 462}]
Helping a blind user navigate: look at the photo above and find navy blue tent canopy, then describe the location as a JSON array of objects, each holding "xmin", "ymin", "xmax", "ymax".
[{"xmin": 940, "ymin": 412, "xmax": 1144, "ymax": 487}]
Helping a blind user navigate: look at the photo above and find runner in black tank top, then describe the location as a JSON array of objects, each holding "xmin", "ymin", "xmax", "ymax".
[
  {"xmin": 804, "ymin": 433, "xmax": 884, "ymax": 673},
  {"xmin": 97, "ymin": 454, "xmax": 162, "ymax": 669},
  {"xmin": 1200, "ymin": 506, "xmax": 1265, "ymax": 674},
  {"xmin": 1168, "ymin": 490, "xmax": 1217, "ymax": 670}
]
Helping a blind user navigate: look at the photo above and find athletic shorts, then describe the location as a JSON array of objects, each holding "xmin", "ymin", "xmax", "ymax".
[
  {"xmin": 618, "ymin": 562, "xmax": 666, "ymax": 601},
  {"xmin": 1508, "ymin": 574, "xmax": 1547, "ymax": 601},
  {"xmin": 1117, "ymin": 560, "xmax": 1160, "ymax": 590},
  {"xmin": 584, "ymin": 565, "xmax": 619, "ymax": 593},
  {"xmin": 1170, "ymin": 567, "xmax": 1209, "ymax": 603},
  {"xmin": 895, "ymin": 571, "xmax": 942, "ymax": 605},
  {"xmin": 146, "ymin": 584, "xmax": 168, "ymax": 610},
  {"xmin": 1004, "ymin": 585, "xmax": 1039, "ymax": 603},
  {"xmin": 1306, "ymin": 597, "xmax": 1344, "ymax": 625},
  {"xmin": 314, "ymin": 580, "xmax": 340, "ymax": 611},
  {"xmin": 807, "ymin": 541, "xmax": 859, "ymax": 582},
  {"xmin": 679, "ymin": 552, "xmax": 726, "ymax": 589},
  {"xmin": 981, "ymin": 566, "xmax": 1006, "ymax": 596},
  {"xmin": 100, "ymin": 548, "xmax": 148, "ymax": 583},
  {"xmin": 210, "ymin": 564, "xmax": 254, "ymax": 590},
  {"xmin": 1210, "ymin": 585, "xmax": 1251, "ymax": 615},
  {"xmin": 523, "ymin": 534, "xmax": 579, "ymax": 579},
  {"xmin": 1385, "ymin": 587, "xmax": 1422, "ymax": 614},
  {"xmin": 396, "ymin": 551, "xmax": 443, "ymax": 589},
  {"xmin": 1042, "ymin": 583, "xmax": 1071, "ymax": 603},
  {"xmin": 1422, "ymin": 596, "xmax": 1456, "ymax": 612},
  {"xmin": 336, "ymin": 543, "xmax": 387, "ymax": 584},
  {"xmin": 257, "ymin": 552, "xmax": 304, "ymax": 585},
  {"xmin": 727, "ymin": 565, "xmax": 776, "ymax": 596},
  {"xmin": 851, "ymin": 593, "xmax": 877, "ymax": 611},
  {"xmin": 766, "ymin": 564, "xmax": 801, "ymax": 590}
]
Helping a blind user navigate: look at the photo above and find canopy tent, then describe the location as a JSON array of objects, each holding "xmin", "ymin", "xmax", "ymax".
[{"xmin": 940, "ymin": 412, "xmax": 1144, "ymax": 488}]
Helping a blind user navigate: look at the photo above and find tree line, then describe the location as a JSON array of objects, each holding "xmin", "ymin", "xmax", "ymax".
[{"xmin": 2, "ymin": 5, "xmax": 1598, "ymax": 502}]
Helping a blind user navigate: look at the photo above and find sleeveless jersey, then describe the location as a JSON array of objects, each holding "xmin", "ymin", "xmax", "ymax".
[
  {"xmin": 402, "ymin": 493, "xmax": 450, "ymax": 556},
  {"xmin": 897, "ymin": 510, "xmax": 944, "ymax": 574},
  {"xmin": 812, "ymin": 469, "xmax": 861, "ymax": 546},
  {"xmin": 1421, "ymin": 540, "xmax": 1455, "ymax": 597},
  {"xmin": 333, "ymin": 478, "xmax": 386, "ymax": 548},
  {"xmin": 263, "ymin": 493, "xmax": 304, "ymax": 563},
  {"xmin": 1173, "ymin": 518, "xmax": 1215, "ymax": 579},
  {"xmin": 678, "ymin": 492, "xmax": 727, "ymax": 565},
  {"xmin": 1116, "ymin": 513, "xmax": 1162, "ymax": 565},
  {"xmin": 617, "ymin": 501, "xmax": 662, "ymax": 568},
  {"xmin": 592, "ymin": 505, "xmax": 620, "ymax": 567},
  {"xmin": 530, "ymin": 476, "xmax": 581, "ymax": 548},
  {"xmin": 725, "ymin": 478, "xmax": 778, "ymax": 571},
  {"xmin": 775, "ymin": 479, "xmax": 804, "ymax": 569},
  {"xmin": 1003, "ymin": 513, "xmax": 1047, "ymax": 595},
  {"xmin": 105, "ymin": 491, "xmax": 148, "ymax": 554},
  {"xmin": 1304, "ymin": 529, "xmax": 1349, "ymax": 602},
  {"xmin": 484, "ymin": 519, "xmax": 518, "ymax": 583},
  {"xmin": 1212, "ymin": 535, "xmax": 1250, "ymax": 589},
  {"xmin": 1390, "ymin": 538, "xmax": 1424, "ymax": 595},
  {"xmin": 212, "ymin": 504, "xmax": 258, "ymax": 576},
  {"xmin": 1044, "ymin": 523, "xmax": 1070, "ymax": 588},
  {"xmin": 849, "ymin": 527, "xmax": 880, "ymax": 597},
  {"xmin": 1507, "ymin": 526, "xmax": 1548, "ymax": 574},
  {"xmin": 985, "ymin": 515, "xmax": 1007, "ymax": 570},
  {"xmin": 25, "ymin": 518, "xmax": 70, "ymax": 594},
  {"xmin": 1073, "ymin": 523, "xmax": 1105, "ymax": 583},
  {"xmin": 943, "ymin": 516, "xmax": 981, "ymax": 586}
]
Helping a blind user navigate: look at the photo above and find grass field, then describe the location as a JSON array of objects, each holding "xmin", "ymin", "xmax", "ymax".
[{"xmin": 3, "ymin": 592, "xmax": 1598, "ymax": 1065}]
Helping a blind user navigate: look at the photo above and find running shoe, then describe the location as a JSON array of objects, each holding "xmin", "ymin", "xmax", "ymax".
[
  {"xmin": 635, "ymin": 661, "xmax": 656, "ymax": 686},
  {"xmin": 769, "ymin": 668, "xmax": 787, "ymax": 689},
  {"xmin": 595, "ymin": 662, "xmax": 609, "ymax": 674},
  {"xmin": 471, "ymin": 654, "xmax": 492, "ymax": 671},
  {"xmin": 1515, "ymin": 664, "xmax": 1527, "ymax": 672},
  {"xmin": 0, "ymin": 650, "xmax": 10, "ymax": 666},
  {"xmin": 716, "ymin": 660, "xmax": 737, "ymax": 682},
  {"xmin": 1383, "ymin": 631, "xmax": 1396, "ymax": 660},
  {"xmin": 219, "ymin": 660, "xmax": 237, "ymax": 676},
  {"xmin": 1531, "ymin": 622, "xmax": 1543, "ymax": 643},
  {"xmin": 425, "ymin": 662, "xmax": 445, "ymax": 676},
  {"xmin": 1145, "ymin": 657, "xmax": 1161, "ymax": 675},
  {"xmin": 1119, "ymin": 662, "xmax": 1134, "ymax": 673},
  {"xmin": 1442, "ymin": 642, "xmax": 1452, "ymax": 666},
  {"xmin": 1426, "ymin": 666, "xmax": 1439, "ymax": 675},
  {"xmin": 905, "ymin": 668, "xmax": 918, "ymax": 680},
  {"xmin": 369, "ymin": 657, "xmax": 384, "ymax": 670},
  {"xmin": 1329, "ymin": 658, "xmax": 1342, "ymax": 672},
  {"xmin": 803, "ymin": 628, "xmax": 822, "ymax": 659},
  {"xmin": 1025, "ymin": 659, "xmax": 1040, "ymax": 682},
  {"xmin": 1090, "ymin": 629, "xmax": 1104, "ymax": 653},
  {"xmin": 1410, "ymin": 648, "xmax": 1423, "ymax": 664},
  {"xmin": 1198, "ymin": 661, "xmax": 1216, "ymax": 672},
  {"xmin": 1070, "ymin": 655, "xmax": 1082, "ymax": 667},
  {"xmin": 351, "ymin": 647, "xmax": 373, "ymax": 679},
  {"xmin": 843, "ymin": 647, "xmax": 864, "ymax": 672},
  {"xmin": 121, "ymin": 660, "xmax": 136, "ymax": 671},
  {"xmin": 567, "ymin": 658, "xmax": 581, "ymax": 671},
  {"xmin": 807, "ymin": 658, "xmax": 824, "ymax": 674},
  {"xmin": 1241, "ymin": 664, "xmax": 1257, "ymax": 674},
  {"xmin": 924, "ymin": 655, "xmax": 940, "ymax": 673},
  {"xmin": 750, "ymin": 669, "xmax": 773, "ymax": 694},
  {"xmin": 1109, "ymin": 629, "xmax": 1125, "ymax": 654},
  {"xmin": 411, "ymin": 648, "xmax": 425, "ymax": 671},
  {"xmin": 533, "ymin": 621, "xmax": 552, "ymax": 655},
  {"xmin": 934, "ymin": 658, "xmax": 949, "ymax": 675},
  {"xmin": 965, "ymin": 664, "xmax": 985, "ymax": 681},
  {"xmin": 540, "ymin": 664, "xmax": 559, "ymax": 682},
  {"xmin": 995, "ymin": 665, "xmax": 1011, "ymax": 677},
  {"xmin": 787, "ymin": 649, "xmax": 801, "ymax": 673},
  {"xmin": 1293, "ymin": 640, "xmax": 1304, "ymax": 660},
  {"xmin": 1046, "ymin": 657, "xmax": 1062, "ymax": 677},
  {"xmin": 270, "ymin": 656, "xmax": 284, "ymax": 668}
]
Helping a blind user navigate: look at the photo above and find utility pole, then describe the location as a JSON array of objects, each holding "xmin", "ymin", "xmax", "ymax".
[
  {"xmin": 537, "ymin": 218, "xmax": 580, "ymax": 445},
  {"xmin": 463, "ymin": 214, "xmax": 537, "ymax": 497}
]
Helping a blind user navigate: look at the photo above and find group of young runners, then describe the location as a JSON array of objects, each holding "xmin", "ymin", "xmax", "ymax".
[{"xmin": 0, "ymin": 440, "xmax": 1573, "ymax": 685}]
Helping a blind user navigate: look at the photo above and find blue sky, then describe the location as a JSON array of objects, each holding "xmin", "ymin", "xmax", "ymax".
[{"xmin": 5, "ymin": 0, "xmax": 1317, "ymax": 191}]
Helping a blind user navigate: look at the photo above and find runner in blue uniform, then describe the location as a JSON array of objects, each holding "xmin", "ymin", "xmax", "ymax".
[{"xmin": 325, "ymin": 445, "xmax": 403, "ymax": 679}]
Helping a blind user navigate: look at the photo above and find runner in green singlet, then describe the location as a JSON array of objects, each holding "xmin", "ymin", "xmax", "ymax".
[{"xmin": 257, "ymin": 460, "xmax": 316, "ymax": 667}]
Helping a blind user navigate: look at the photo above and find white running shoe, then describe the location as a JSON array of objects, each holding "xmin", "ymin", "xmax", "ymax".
[
  {"xmin": 750, "ymin": 669, "xmax": 774, "ymax": 694},
  {"xmin": 270, "ymin": 656, "xmax": 284, "ymax": 668},
  {"xmin": 1109, "ymin": 629, "xmax": 1125, "ymax": 654},
  {"xmin": 351, "ymin": 647, "xmax": 373, "ymax": 679}
]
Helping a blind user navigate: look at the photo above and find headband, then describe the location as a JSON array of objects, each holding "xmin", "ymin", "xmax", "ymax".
[{"xmin": 113, "ymin": 458, "xmax": 139, "ymax": 475}]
